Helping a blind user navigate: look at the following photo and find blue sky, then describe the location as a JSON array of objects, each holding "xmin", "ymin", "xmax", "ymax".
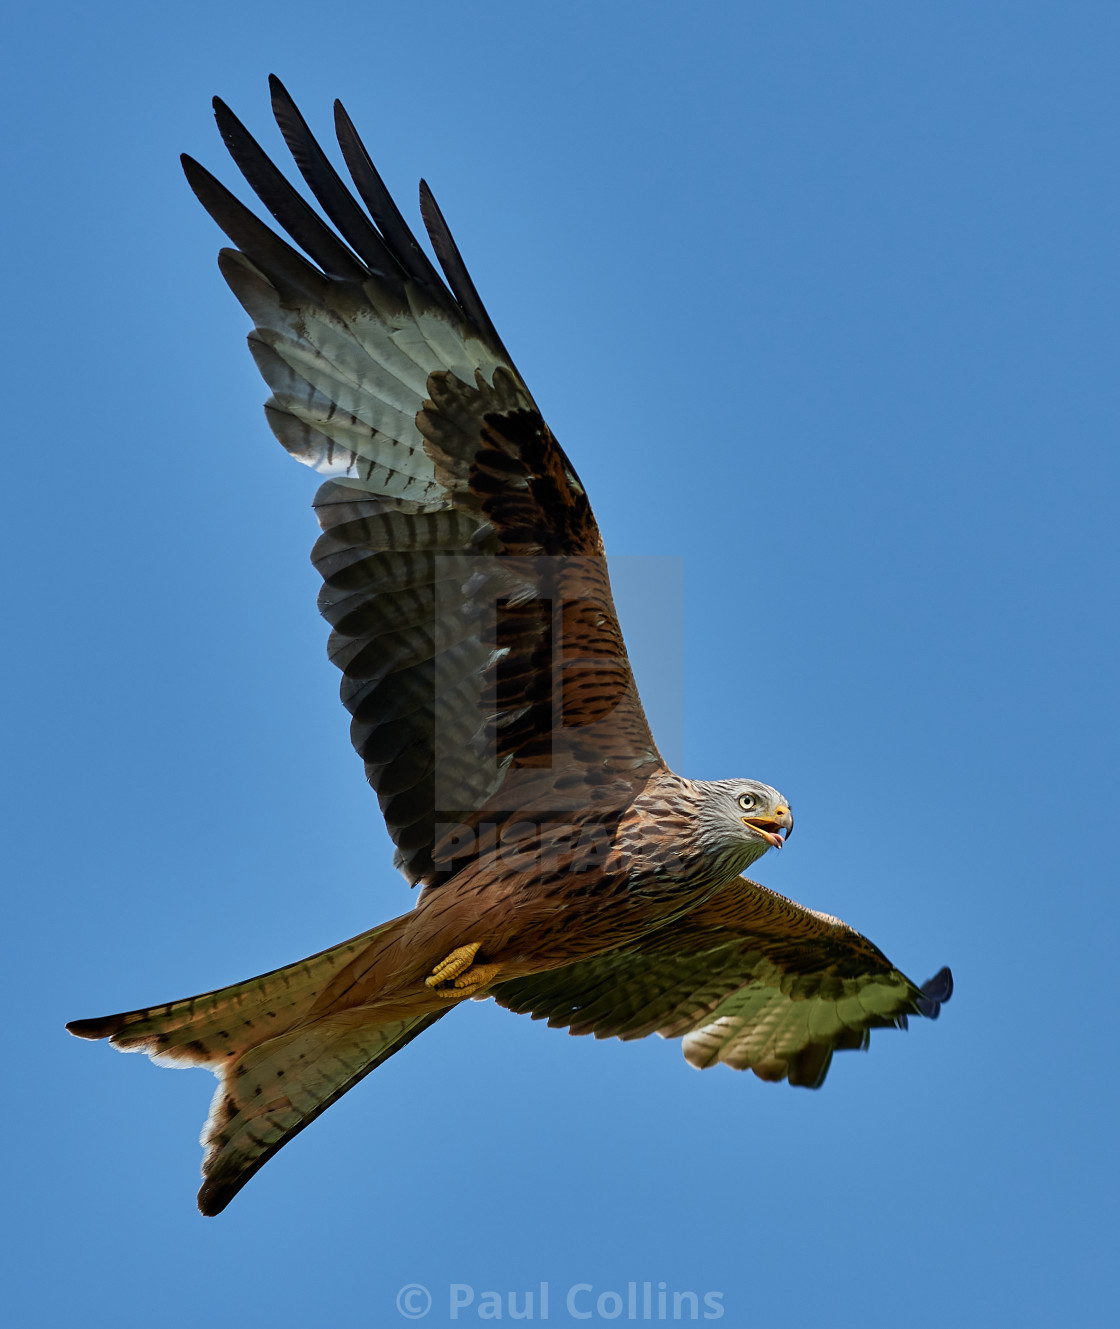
[{"xmin": 4, "ymin": 2, "xmax": 1117, "ymax": 1325}]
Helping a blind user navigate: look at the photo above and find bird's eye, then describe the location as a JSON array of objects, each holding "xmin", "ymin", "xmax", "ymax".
[{"xmin": 738, "ymin": 793, "xmax": 757, "ymax": 812}]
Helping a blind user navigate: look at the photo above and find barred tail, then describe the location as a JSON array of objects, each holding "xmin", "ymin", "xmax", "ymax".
[
  {"xmin": 196, "ymin": 1006, "xmax": 445, "ymax": 1215},
  {"xmin": 67, "ymin": 914, "xmax": 446, "ymax": 1214}
]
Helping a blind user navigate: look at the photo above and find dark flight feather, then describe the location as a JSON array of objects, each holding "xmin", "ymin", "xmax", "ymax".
[
  {"xmin": 332, "ymin": 99, "xmax": 456, "ymax": 308},
  {"xmin": 419, "ymin": 179, "xmax": 515, "ymax": 366},
  {"xmin": 181, "ymin": 154, "xmax": 327, "ymax": 304},
  {"xmin": 267, "ymin": 74, "xmax": 404, "ymax": 285},
  {"xmin": 212, "ymin": 95, "xmax": 368, "ymax": 282}
]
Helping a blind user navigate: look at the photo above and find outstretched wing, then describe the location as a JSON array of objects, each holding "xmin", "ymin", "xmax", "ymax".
[
  {"xmin": 492, "ymin": 875, "xmax": 953, "ymax": 1087},
  {"xmin": 185, "ymin": 77, "xmax": 663, "ymax": 886}
]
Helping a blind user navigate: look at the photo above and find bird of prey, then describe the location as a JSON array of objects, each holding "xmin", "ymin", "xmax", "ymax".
[{"xmin": 67, "ymin": 78, "xmax": 952, "ymax": 1217}]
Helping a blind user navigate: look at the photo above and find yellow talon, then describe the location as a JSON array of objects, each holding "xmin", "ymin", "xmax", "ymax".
[
  {"xmin": 450, "ymin": 962, "xmax": 503, "ymax": 996},
  {"xmin": 425, "ymin": 944, "xmax": 502, "ymax": 998},
  {"xmin": 425, "ymin": 942, "xmax": 481, "ymax": 988}
]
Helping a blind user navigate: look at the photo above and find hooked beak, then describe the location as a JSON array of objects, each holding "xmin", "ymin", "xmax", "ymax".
[{"xmin": 742, "ymin": 804, "xmax": 794, "ymax": 849}]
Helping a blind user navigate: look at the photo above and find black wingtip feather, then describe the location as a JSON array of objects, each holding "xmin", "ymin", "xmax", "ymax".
[
  {"xmin": 182, "ymin": 153, "xmax": 329, "ymax": 306},
  {"xmin": 194, "ymin": 85, "xmax": 513, "ymax": 363},
  {"xmin": 267, "ymin": 76, "xmax": 403, "ymax": 284},
  {"xmin": 332, "ymin": 99, "xmax": 452, "ymax": 304},
  {"xmin": 212, "ymin": 95, "xmax": 368, "ymax": 283},
  {"xmin": 418, "ymin": 179, "xmax": 514, "ymax": 365},
  {"xmin": 66, "ymin": 1014, "xmax": 124, "ymax": 1041},
  {"xmin": 916, "ymin": 966, "xmax": 953, "ymax": 1018}
]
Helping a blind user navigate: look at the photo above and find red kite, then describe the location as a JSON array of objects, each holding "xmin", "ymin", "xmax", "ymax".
[{"xmin": 68, "ymin": 78, "xmax": 951, "ymax": 1216}]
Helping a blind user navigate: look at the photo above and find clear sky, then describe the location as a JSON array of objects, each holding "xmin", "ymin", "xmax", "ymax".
[{"xmin": 4, "ymin": 3, "xmax": 1117, "ymax": 1326}]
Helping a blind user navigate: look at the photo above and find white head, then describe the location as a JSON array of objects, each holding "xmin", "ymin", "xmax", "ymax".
[{"xmin": 694, "ymin": 778, "xmax": 794, "ymax": 871}]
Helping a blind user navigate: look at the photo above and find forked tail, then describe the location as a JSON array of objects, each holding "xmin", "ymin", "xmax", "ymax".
[{"xmin": 67, "ymin": 915, "xmax": 447, "ymax": 1215}]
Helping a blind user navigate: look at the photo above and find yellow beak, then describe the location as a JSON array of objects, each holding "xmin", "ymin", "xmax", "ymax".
[{"xmin": 742, "ymin": 804, "xmax": 794, "ymax": 848}]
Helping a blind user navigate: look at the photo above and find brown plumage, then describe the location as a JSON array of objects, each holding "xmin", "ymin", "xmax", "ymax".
[{"xmin": 67, "ymin": 78, "xmax": 952, "ymax": 1216}]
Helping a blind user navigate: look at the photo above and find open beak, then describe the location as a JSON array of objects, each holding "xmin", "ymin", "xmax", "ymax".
[{"xmin": 742, "ymin": 804, "xmax": 794, "ymax": 849}]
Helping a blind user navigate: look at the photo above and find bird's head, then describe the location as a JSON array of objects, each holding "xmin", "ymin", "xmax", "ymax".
[{"xmin": 697, "ymin": 778, "xmax": 794, "ymax": 869}]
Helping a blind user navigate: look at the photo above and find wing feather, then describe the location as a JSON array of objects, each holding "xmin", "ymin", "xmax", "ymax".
[
  {"xmin": 212, "ymin": 96, "xmax": 368, "ymax": 282},
  {"xmin": 492, "ymin": 875, "xmax": 951, "ymax": 1087},
  {"xmin": 268, "ymin": 75, "xmax": 403, "ymax": 282},
  {"xmin": 182, "ymin": 155, "xmax": 326, "ymax": 304},
  {"xmin": 419, "ymin": 178, "xmax": 515, "ymax": 364},
  {"xmin": 332, "ymin": 99, "xmax": 455, "ymax": 306},
  {"xmin": 188, "ymin": 84, "xmax": 664, "ymax": 884}
]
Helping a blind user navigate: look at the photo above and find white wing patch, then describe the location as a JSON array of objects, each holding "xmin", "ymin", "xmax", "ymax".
[{"xmin": 221, "ymin": 249, "xmax": 508, "ymax": 506}]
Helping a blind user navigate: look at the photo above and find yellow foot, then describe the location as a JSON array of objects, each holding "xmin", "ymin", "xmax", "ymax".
[
  {"xmin": 441, "ymin": 962, "xmax": 503, "ymax": 998},
  {"xmin": 425, "ymin": 943, "xmax": 503, "ymax": 999},
  {"xmin": 426, "ymin": 942, "xmax": 481, "ymax": 987}
]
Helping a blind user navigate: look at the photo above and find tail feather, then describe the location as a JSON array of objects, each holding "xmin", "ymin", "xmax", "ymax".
[
  {"xmin": 66, "ymin": 914, "xmax": 444, "ymax": 1214},
  {"xmin": 197, "ymin": 1008, "xmax": 445, "ymax": 1216},
  {"xmin": 65, "ymin": 920, "xmax": 402, "ymax": 1065}
]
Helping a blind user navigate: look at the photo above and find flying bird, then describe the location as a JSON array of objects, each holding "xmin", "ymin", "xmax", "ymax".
[{"xmin": 67, "ymin": 78, "xmax": 952, "ymax": 1216}]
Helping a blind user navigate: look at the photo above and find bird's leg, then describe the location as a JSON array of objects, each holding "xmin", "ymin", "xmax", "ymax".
[{"xmin": 425, "ymin": 942, "xmax": 503, "ymax": 999}]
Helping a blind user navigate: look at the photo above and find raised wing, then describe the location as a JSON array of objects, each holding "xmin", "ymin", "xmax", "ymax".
[
  {"xmin": 185, "ymin": 77, "xmax": 663, "ymax": 886},
  {"xmin": 492, "ymin": 875, "xmax": 953, "ymax": 1087}
]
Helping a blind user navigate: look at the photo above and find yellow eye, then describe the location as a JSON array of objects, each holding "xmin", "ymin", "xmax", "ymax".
[{"xmin": 738, "ymin": 793, "xmax": 757, "ymax": 812}]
